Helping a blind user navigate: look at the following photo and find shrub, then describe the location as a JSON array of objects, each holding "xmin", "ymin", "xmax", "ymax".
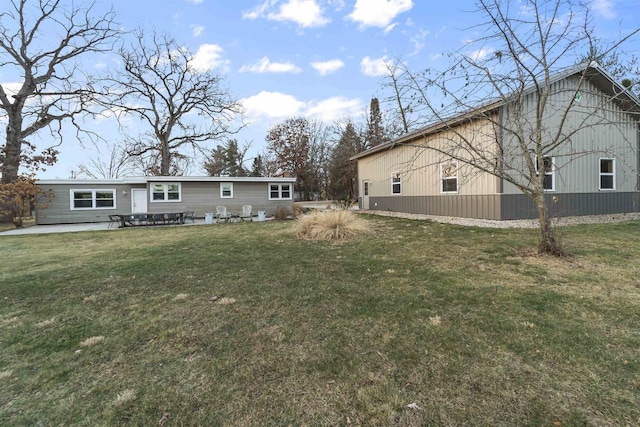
[
  {"xmin": 293, "ymin": 209, "xmax": 370, "ymax": 241},
  {"xmin": 0, "ymin": 176, "xmax": 51, "ymax": 227},
  {"xmin": 274, "ymin": 207, "xmax": 288, "ymax": 220}
]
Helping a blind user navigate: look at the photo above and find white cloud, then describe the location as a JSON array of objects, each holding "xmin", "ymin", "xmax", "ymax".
[
  {"xmin": 305, "ymin": 96, "xmax": 363, "ymax": 121},
  {"xmin": 348, "ymin": 0, "xmax": 413, "ymax": 29},
  {"xmin": 244, "ymin": 0, "xmax": 329, "ymax": 28},
  {"xmin": 592, "ymin": 0, "xmax": 616, "ymax": 19},
  {"xmin": 360, "ymin": 56, "xmax": 391, "ymax": 77},
  {"xmin": 191, "ymin": 25, "xmax": 205, "ymax": 37},
  {"xmin": 0, "ymin": 82, "xmax": 23, "ymax": 97},
  {"xmin": 310, "ymin": 59, "xmax": 345, "ymax": 75},
  {"xmin": 239, "ymin": 57, "xmax": 302, "ymax": 74},
  {"xmin": 190, "ymin": 44, "xmax": 229, "ymax": 72},
  {"xmin": 240, "ymin": 91, "xmax": 362, "ymax": 123},
  {"xmin": 241, "ymin": 91, "xmax": 306, "ymax": 120},
  {"xmin": 187, "ymin": 0, "xmax": 204, "ymax": 4},
  {"xmin": 466, "ymin": 47, "xmax": 494, "ymax": 62}
]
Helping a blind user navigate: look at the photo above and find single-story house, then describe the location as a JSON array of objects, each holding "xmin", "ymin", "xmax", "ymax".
[
  {"xmin": 35, "ymin": 176, "xmax": 296, "ymax": 225},
  {"xmin": 352, "ymin": 63, "xmax": 640, "ymax": 220}
]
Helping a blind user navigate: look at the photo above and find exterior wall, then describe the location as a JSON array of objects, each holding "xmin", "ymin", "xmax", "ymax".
[
  {"xmin": 357, "ymin": 118, "xmax": 500, "ymax": 206},
  {"xmin": 146, "ymin": 181, "xmax": 293, "ymax": 217},
  {"xmin": 368, "ymin": 194, "xmax": 502, "ymax": 220},
  {"xmin": 36, "ymin": 183, "xmax": 142, "ymax": 224},
  {"xmin": 35, "ymin": 180, "xmax": 295, "ymax": 225},
  {"xmin": 500, "ymin": 192, "xmax": 640, "ymax": 220},
  {"xmin": 501, "ymin": 76, "xmax": 639, "ymax": 195}
]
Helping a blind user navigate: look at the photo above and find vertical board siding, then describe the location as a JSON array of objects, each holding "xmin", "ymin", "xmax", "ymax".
[{"xmin": 368, "ymin": 194, "xmax": 502, "ymax": 220}]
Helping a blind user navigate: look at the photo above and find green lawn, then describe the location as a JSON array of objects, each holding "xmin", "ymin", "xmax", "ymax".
[{"xmin": 0, "ymin": 216, "xmax": 639, "ymax": 426}]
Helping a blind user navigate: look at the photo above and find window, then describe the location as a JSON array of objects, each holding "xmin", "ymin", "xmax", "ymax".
[
  {"xmin": 363, "ymin": 181, "xmax": 369, "ymax": 196},
  {"xmin": 599, "ymin": 158, "xmax": 615, "ymax": 190},
  {"xmin": 391, "ymin": 174, "xmax": 402, "ymax": 194},
  {"xmin": 151, "ymin": 183, "xmax": 181, "ymax": 202},
  {"xmin": 70, "ymin": 189, "xmax": 116, "ymax": 210},
  {"xmin": 269, "ymin": 183, "xmax": 292, "ymax": 200},
  {"xmin": 220, "ymin": 182, "xmax": 233, "ymax": 198},
  {"xmin": 441, "ymin": 161, "xmax": 458, "ymax": 193},
  {"xmin": 535, "ymin": 156, "xmax": 555, "ymax": 191}
]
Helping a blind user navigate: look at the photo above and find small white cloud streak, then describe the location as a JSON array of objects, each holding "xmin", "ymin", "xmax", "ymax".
[
  {"xmin": 244, "ymin": 0, "xmax": 329, "ymax": 28},
  {"xmin": 239, "ymin": 57, "xmax": 302, "ymax": 74},
  {"xmin": 348, "ymin": 0, "xmax": 413, "ymax": 29},
  {"xmin": 240, "ymin": 91, "xmax": 363, "ymax": 123},
  {"xmin": 191, "ymin": 25, "xmax": 205, "ymax": 37},
  {"xmin": 591, "ymin": 0, "xmax": 616, "ymax": 19},
  {"xmin": 310, "ymin": 59, "xmax": 345, "ymax": 75},
  {"xmin": 360, "ymin": 56, "xmax": 391, "ymax": 77},
  {"xmin": 190, "ymin": 44, "xmax": 229, "ymax": 72}
]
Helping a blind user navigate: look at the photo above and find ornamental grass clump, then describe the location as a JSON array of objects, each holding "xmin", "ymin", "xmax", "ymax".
[{"xmin": 294, "ymin": 209, "xmax": 370, "ymax": 241}]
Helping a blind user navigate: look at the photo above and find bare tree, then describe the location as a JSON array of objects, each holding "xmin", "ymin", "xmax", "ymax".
[
  {"xmin": 76, "ymin": 141, "xmax": 136, "ymax": 179},
  {"xmin": 0, "ymin": 0, "xmax": 119, "ymax": 183},
  {"xmin": 99, "ymin": 30, "xmax": 243, "ymax": 176},
  {"xmin": 388, "ymin": 0, "xmax": 639, "ymax": 255},
  {"xmin": 265, "ymin": 116, "xmax": 330, "ymax": 200}
]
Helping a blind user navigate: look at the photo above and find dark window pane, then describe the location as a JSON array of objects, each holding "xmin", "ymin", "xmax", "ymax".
[
  {"xmin": 96, "ymin": 199, "xmax": 114, "ymax": 207},
  {"xmin": 543, "ymin": 174, "xmax": 553, "ymax": 190},
  {"xmin": 95, "ymin": 191, "xmax": 113, "ymax": 200},
  {"xmin": 601, "ymin": 175, "xmax": 614, "ymax": 189},
  {"xmin": 364, "ymin": 183, "xmax": 369, "ymax": 196},
  {"xmin": 153, "ymin": 192, "xmax": 164, "ymax": 200},
  {"xmin": 74, "ymin": 191, "xmax": 92, "ymax": 199},
  {"xmin": 281, "ymin": 189, "xmax": 290, "ymax": 198},
  {"xmin": 74, "ymin": 199, "xmax": 93, "ymax": 208},
  {"xmin": 167, "ymin": 192, "xmax": 179, "ymax": 200},
  {"xmin": 442, "ymin": 178, "xmax": 457, "ymax": 192},
  {"xmin": 543, "ymin": 157, "xmax": 553, "ymax": 173},
  {"xmin": 600, "ymin": 159, "xmax": 613, "ymax": 173},
  {"xmin": 392, "ymin": 183, "xmax": 401, "ymax": 194}
]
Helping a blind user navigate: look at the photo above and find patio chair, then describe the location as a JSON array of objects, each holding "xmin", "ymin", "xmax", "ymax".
[
  {"xmin": 240, "ymin": 205, "xmax": 252, "ymax": 222},
  {"xmin": 216, "ymin": 206, "xmax": 230, "ymax": 223},
  {"xmin": 150, "ymin": 213, "xmax": 165, "ymax": 225},
  {"xmin": 166, "ymin": 213, "xmax": 180, "ymax": 224},
  {"xmin": 108, "ymin": 214, "xmax": 120, "ymax": 228},
  {"xmin": 183, "ymin": 211, "xmax": 195, "ymax": 224}
]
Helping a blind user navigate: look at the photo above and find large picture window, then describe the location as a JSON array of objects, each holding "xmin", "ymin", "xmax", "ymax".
[
  {"xmin": 269, "ymin": 183, "xmax": 292, "ymax": 200},
  {"xmin": 535, "ymin": 156, "xmax": 555, "ymax": 191},
  {"xmin": 220, "ymin": 182, "xmax": 234, "ymax": 198},
  {"xmin": 151, "ymin": 183, "xmax": 181, "ymax": 202},
  {"xmin": 599, "ymin": 158, "xmax": 615, "ymax": 190},
  {"xmin": 441, "ymin": 161, "xmax": 458, "ymax": 193},
  {"xmin": 70, "ymin": 189, "xmax": 116, "ymax": 210},
  {"xmin": 391, "ymin": 174, "xmax": 402, "ymax": 194}
]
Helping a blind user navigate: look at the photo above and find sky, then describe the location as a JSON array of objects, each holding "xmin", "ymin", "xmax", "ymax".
[{"xmin": 2, "ymin": 0, "xmax": 639, "ymax": 179}]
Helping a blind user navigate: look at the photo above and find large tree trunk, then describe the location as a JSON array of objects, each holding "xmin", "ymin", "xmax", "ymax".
[
  {"xmin": 534, "ymin": 194, "xmax": 563, "ymax": 256},
  {"xmin": 1, "ymin": 111, "xmax": 24, "ymax": 184}
]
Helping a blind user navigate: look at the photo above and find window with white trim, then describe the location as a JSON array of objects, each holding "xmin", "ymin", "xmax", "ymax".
[
  {"xmin": 441, "ymin": 161, "xmax": 458, "ymax": 193},
  {"xmin": 599, "ymin": 158, "xmax": 615, "ymax": 190},
  {"xmin": 70, "ymin": 189, "xmax": 116, "ymax": 210},
  {"xmin": 391, "ymin": 174, "xmax": 402, "ymax": 194},
  {"xmin": 269, "ymin": 183, "xmax": 292, "ymax": 200},
  {"xmin": 151, "ymin": 183, "xmax": 181, "ymax": 202},
  {"xmin": 220, "ymin": 182, "xmax": 233, "ymax": 198},
  {"xmin": 535, "ymin": 156, "xmax": 555, "ymax": 191}
]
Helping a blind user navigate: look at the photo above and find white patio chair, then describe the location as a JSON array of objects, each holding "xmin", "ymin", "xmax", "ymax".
[
  {"xmin": 240, "ymin": 205, "xmax": 252, "ymax": 222},
  {"xmin": 216, "ymin": 206, "xmax": 230, "ymax": 223}
]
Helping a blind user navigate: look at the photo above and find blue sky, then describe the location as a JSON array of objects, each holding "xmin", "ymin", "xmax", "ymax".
[{"xmin": 3, "ymin": 0, "xmax": 639, "ymax": 178}]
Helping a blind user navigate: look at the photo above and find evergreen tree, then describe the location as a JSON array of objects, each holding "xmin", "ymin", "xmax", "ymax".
[
  {"xmin": 366, "ymin": 97, "xmax": 387, "ymax": 148},
  {"xmin": 329, "ymin": 121, "xmax": 364, "ymax": 200},
  {"xmin": 249, "ymin": 155, "xmax": 264, "ymax": 177},
  {"xmin": 204, "ymin": 139, "xmax": 248, "ymax": 176}
]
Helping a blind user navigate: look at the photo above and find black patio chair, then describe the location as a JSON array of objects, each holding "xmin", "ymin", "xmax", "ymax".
[{"xmin": 183, "ymin": 211, "xmax": 195, "ymax": 224}]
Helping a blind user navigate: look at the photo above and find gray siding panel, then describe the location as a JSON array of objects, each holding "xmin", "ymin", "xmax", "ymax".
[
  {"xmin": 370, "ymin": 192, "xmax": 640, "ymax": 221},
  {"xmin": 369, "ymin": 195, "xmax": 502, "ymax": 220},
  {"xmin": 500, "ymin": 192, "xmax": 640, "ymax": 220}
]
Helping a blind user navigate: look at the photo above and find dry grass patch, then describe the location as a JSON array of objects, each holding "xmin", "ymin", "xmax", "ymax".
[
  {"xmin": 113, "ymin": 389, "xmax": 136, "ymax": 406},
  {"xmin": 35, "ymin": 317, "xmax": 56, "ymax": 328},
  {"xmin": 173, "ymin": 293, "xmax": 189, "ymax": 301},
  {"xmin": 293, "ymin": 210, "xmax": 370, "ymax": 241},
  {"xmin": 0, "ymin": 370, "xmax": 13, "ymax": 380},
  {"xmin": 79, "ymin": 336, "xmax": 105, "ymax": 347}
]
